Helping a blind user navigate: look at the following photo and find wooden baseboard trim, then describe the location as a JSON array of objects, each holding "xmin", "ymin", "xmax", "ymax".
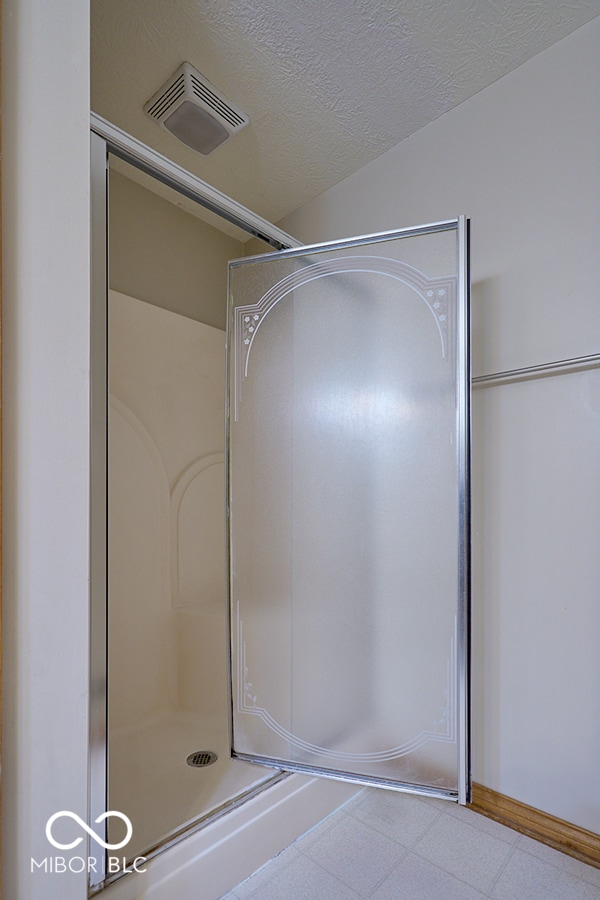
[{"xmin": 468, "ymin": 783, "xmax": 600, "ymax": 870}]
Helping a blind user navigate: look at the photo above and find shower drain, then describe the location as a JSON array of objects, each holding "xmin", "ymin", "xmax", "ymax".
[{"xmin": 186, "ymin": 750, "xmax": 218, "ymax": 768}]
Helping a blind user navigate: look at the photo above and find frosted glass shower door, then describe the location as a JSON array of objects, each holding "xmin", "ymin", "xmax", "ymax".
[{"xmin": 228, "ymin": 219, "xmax": 470, "ymax": 801}]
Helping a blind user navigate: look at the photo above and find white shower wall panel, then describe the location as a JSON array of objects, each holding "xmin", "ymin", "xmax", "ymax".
[
  {"xmin": 109, "ymin": 290, "xmax": 226, "ymax": 491},
  {"xmin": 108, "ymin": 289, "xmax": 227, "ymax": 729},
  {"xmin": 175, "ymin": 605, "xmax": 228, "ymax": 717},
  {"xmin": 108, "ymin": 398, "xmax": 172, "ymax": 725}
]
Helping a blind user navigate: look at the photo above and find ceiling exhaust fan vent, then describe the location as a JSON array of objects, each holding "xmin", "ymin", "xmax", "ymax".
[{"xmin": 144, "ymin": 62, "xmax": 249, "ymax": 156}]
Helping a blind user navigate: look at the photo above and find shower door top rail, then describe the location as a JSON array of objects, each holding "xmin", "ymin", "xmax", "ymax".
[{"xmin": 90, "ymin": 112, "xmax": 299, "ymax": 251}]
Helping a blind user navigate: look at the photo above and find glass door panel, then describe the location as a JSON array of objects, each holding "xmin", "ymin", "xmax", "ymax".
[{"xmin": 228, "ymin": 220, "xmax": 470, "ymax": 801}]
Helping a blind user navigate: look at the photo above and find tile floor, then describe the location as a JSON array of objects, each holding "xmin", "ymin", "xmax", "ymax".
[{"xmin": 221, "ymin": 788, "xmax": 600, "ymax": 899}]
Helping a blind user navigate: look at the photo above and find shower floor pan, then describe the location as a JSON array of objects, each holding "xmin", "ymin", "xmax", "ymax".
[{"xmin": 109, "ymin": 707, "xmax": 279, "ymax": 861}]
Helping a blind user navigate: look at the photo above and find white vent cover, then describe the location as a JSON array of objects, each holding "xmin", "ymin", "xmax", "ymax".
[{"xmin": 144, "ymin": 62, "xmax": 249, "ymax": 156}]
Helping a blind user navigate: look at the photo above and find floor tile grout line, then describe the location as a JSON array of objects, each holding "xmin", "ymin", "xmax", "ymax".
[
  {"xmin": 293, "ymin": 813, "xmax": 409, "ymax": 899},
  {"xmin": 514, "ymin": 831, "xmax": 600, "ymax": 879},
  {"xmin": 342, "ymin": 800, "xmax": 490, "ymax": 897},
  {"xmin": 342, "ymin": 812, "xmax": 444, "ymax": 853},
  {"xmin": 443, "ymin": 804, "xmax": 531, "ymax": 852},
  {"xmin": 405, "ymin": 841, "xmax": 508, "ymax": 899},
  {"xmin": 344, "ymin": 795, "xmax": 447, "ymax": 847},
  {"xmin": 483, "ymin": 842, "xmax": 518, "ymax": 898},
  {"xmin": 290, "ymin": 850, "xmax": 366, "ymax": 898},
  {"xmin": 358, "ymin": 844, "xmax": 413, "ymax": 898},
  {"xmin": 406, "ymin": 806, "xmax": 519, "ymax": 896},
  {"xmin": 373, "ymin": 847, "xmax": 489, "ymax": 900},
  {"xmin": 406, "ymin": 802, "xmax": 461, "ymax": 848},
  {"xmin": 444, "ymin": 804, "xmax": 524, "ymax": 846},
  {"xmin": 504, "ymin": 838, "xmax": 600, "ymax": 891}
]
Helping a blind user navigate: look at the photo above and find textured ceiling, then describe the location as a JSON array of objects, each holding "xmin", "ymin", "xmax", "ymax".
[{"xmin": 92, "ymin": 0, "xmax": 599, "ymax": 224}]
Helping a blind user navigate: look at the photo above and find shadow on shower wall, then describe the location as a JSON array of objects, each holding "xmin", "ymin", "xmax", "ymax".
[{"xmin": 106, "ymin": 165, "xmax": 278, "ymax": 861}]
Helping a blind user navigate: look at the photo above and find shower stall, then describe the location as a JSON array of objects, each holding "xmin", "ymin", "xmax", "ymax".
[
  {"xmin": 90, "ymin": 119, "xmax": 470, "ymax": 897},
  {"xmin": 91, "ymin": 129, "xmax": 301, "ymax": 889},
  {"xmin": 107, "ymin": 288, "xmax": 281, "ymax": 861}
]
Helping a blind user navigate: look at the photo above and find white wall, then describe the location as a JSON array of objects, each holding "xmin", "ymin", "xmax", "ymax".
[
  {"xmin": 280, "ymin": 17, "xmax": 600, "ymax": 833},
  {"xmin": 2, "ymin": 1, "xmax": 91, "ymax": 898}
]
